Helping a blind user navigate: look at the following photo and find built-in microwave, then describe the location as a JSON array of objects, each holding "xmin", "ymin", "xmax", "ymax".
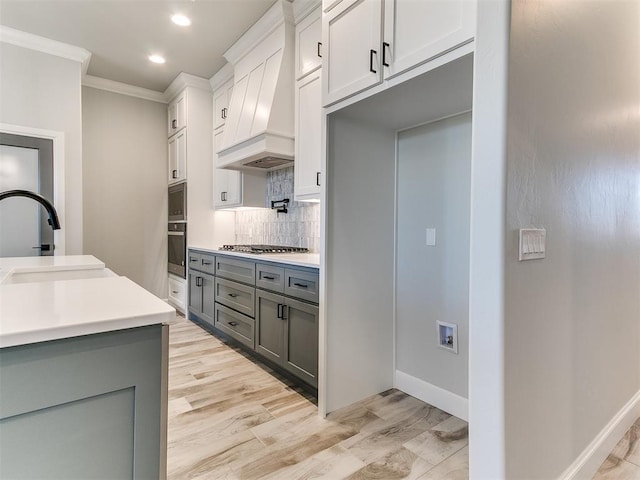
[{"xmin": 168, "ymin": 182, "xmax": 186, "ymax": 222}]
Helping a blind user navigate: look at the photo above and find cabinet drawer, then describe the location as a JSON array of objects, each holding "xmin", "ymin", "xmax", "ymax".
[
  {"xmin": 187, "ymin": 251, "xmax": 202, "ymax": 270},
  {"xmin": 214, "ymin": 277, "xmax": 255, "ymax": 318},
  {"xmin": 284, "ymin": 269, "xmax": 319, "ymax": 303},
  {"xmin": 215, "ymin": 256, "xmax": 255, "ymax": 285},
  {"xmin": 256, "ymin": 264, "xmax": 285, "ymax": 293},
  {"xmin": 168, "ymin": 276, "xmax": 186, "ymax": 312},
  {"xmin": 215, "ymin": 303, "xmax": 255, "ymax": 349},
  {"xmin": 198, "ymin": 253, "xmax": 215, "ymax": 275}
]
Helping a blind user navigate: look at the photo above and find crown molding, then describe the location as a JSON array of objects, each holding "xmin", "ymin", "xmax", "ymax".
[
  {"xmin": 292, "ymin": 0, "xmax": 321, "ymax": 24},
  {"xmin": 224, "ymin": 0, "xmax": 294, "ymax": 66},
  {"xmin": 83, "ymin": 75, "xmax": 167, "ymax": 103},
  {"xmin": 209, "ymin": 63, "xmax": 234, "ymax": 91},
  {"xmin": 164, "ymin": 72, "xmax": 212, "ymax": 102},
  {"xmin": 0, "ymin": 25, "xmax": 91, "ymax": 74}
]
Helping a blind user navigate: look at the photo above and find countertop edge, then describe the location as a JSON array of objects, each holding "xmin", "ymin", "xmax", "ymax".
[{"xmin": 188, "ymin": 245, "xmax": 320, "ymax": 269}]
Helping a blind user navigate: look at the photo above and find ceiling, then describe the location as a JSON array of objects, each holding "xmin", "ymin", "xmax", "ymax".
[{"xmin": 0, "ymin": 0, "xmax": 277, "ymax": 93}]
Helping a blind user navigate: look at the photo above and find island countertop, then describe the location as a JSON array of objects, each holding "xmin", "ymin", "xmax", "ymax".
[{"xmin": 0, "ymin": 255, "xmax": 175, "ymax": 348}]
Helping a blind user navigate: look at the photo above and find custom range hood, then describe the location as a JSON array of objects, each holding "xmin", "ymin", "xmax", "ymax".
[{"xmin": 217, "ymin": 0, "xmax": 295, "ymax": 171}]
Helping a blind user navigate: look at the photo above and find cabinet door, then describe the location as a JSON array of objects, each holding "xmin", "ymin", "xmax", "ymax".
[
  {"xmin": 284, "ymin": 298, "xmax": 319, "ymax": 387},
  {"xmin": 201, "ymin": 273, "xmax": 215, "ymax": 325},
  {"xmin": 168, "ymin": 91, "xmax": 186, "ymax": 136},
  {"xmin": 214, "ymin": 169, "xmax": 242, "ymax": 209},
  {"xmin": 168, "ymin": 130, "xmax": 186, "ymax": 184},
  {"xmin": 322, "ymin": 0, "xmax": 383, "ymax": 106},
  {"xmin": 383, "ymin": 0, "xmax": 476, "ymax": 79},
  {"xmin": 296, "ymin": 7, "xmax": 322, "ymax": 80},
  {"xmin": 294, "ymin": 72, "xmax": 322, "ymax": 200},
  {"xmin": 213, "ymin": 79, "xmax": 233, "ymax": 130},
  {"xmin": 188, "ymin": 271, "xmax": 202, "ymax": 315},
  {"xmin": 255, "ymin": 290, "xmax": 286, "ymax": 365}
]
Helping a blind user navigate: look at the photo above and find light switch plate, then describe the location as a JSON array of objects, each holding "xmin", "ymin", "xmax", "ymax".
[
  {"xmin": 519, "ymin": 228, "xmax": 546, "ymax": 261},
  {"xmin": 426, "ymin": 228, "xmax": 436, "ymax": 246}
]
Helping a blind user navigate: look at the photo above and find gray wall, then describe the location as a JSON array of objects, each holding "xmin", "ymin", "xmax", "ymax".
[
  {"xmin": 396, "ymin": 113, "xmax": 471, "ymax": 398},
  {"xmin": 0, "ymin": 43, "xmax": 83, "ymax": 254},
  {"xmin": 82, "ymin": 87, "xmax": 167, "ymax": 298},
  {"xmin": 504, "ymin": 1, "xmax": 640, "ymax": 478}
]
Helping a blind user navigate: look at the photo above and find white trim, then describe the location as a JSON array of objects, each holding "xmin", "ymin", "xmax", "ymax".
[
  {"xmin": 395, "ymin": 370, "xmax": 469, "ymax": 422},
  {"xmin": 83, "ymin": 75, "xmax": 166, "ymax": 103},
  {"xmin": 293, "ymin": 0, "xmax": 321, "ymax": 24},
  {"xmin": 0, "ymin": 123, "xmax": 66, "ymax": 256},
  {"xmin": 164, "ymin": 73, "xmax": 212, "ymax": 103},
  {"xmin": 209, "ymin": 63, "xmax": 234, "ymax": 92},
  {"xmin": 224, "ymin": 0, "xmax": 293, "ymax": 65},
  {"xmin": 559, "ymin": 390, "xmax": 640, "ymax": 480},
  {"xmin": 0, "ymin": 25, "xmax": 91, "ymax": 74}
]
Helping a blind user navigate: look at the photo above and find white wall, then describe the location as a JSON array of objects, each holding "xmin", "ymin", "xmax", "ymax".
[
  {"xmin": 0, "ymin": 43, "xmax": 83, "ymax": 254},
  {"xmin": 396, "ymin": 113, "xmax": 471, "ymax": 399},
  {"xmin": 82, "ymin": 87, "xmax": 167, "ymax": 298},
  {"xmin": 504, "ymin": 1, "xmax": 640, "ymax": 478}
]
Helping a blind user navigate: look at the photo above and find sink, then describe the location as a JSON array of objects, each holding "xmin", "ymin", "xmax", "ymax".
[{"xmin": 1, "ymin": 268, "xmax": 117, "ymax": 285}]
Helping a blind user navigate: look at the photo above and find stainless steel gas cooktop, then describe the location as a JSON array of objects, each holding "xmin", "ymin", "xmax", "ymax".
[{"xmin": 219, "ymin": 245, "xmax": 309, "ymax": 254}]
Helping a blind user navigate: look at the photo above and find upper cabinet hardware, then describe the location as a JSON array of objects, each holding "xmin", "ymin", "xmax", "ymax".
[
  {"xmin": 369, "ymin": 49, "xmax": 377, "ymax": 73},
  {"xmin": 172, "ymin": 169, "xmax": 178, "ymax": 179},
  {"xmin": 271, "ymin": 198, "xmax": 290, "ymax": 215},
  {"xmin": 382, "ymin": 42, "xmax": 390, "ymax": 67},
  {"xmin": 221, "ymin": 191, "xmax": 227, "ymax": 202},
  {"xmin": 317, "ymin": 42, "xmax": 322, "ymax": 58},
  {"xmin": 316, "ymin": 172, "xmax": 321, "ymax": 187},
  {"xmin": 221, "ymin": 108, "xmax": 227, "ymax": 119},
  {"xmin": 172, "ymin": 119, "xmax": 177, "ymax": 129}
]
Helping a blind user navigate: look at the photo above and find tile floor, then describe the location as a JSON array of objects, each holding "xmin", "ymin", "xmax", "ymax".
[{"xmin": 167, "ymin": 315, "xmax": 637, "ymax": 479}]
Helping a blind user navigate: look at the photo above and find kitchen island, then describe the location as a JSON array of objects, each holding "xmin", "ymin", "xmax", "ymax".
[{"xmin": 0, "ymin": 255, "xmax": 174, "ymax": 479}]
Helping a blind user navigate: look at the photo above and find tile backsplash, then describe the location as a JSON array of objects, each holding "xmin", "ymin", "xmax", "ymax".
[{"xmin": 235, "ymin": 167, "xmax": 320, "ymax": 252}]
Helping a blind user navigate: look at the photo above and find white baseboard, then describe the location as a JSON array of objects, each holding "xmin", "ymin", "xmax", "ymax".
[
  {"xmin": 394, "ymin": 370, "xmax": 469, "ymax": 422},
  {"xmin": 559, "ymin": 389, "xmax": 640, "ymax": 480}
]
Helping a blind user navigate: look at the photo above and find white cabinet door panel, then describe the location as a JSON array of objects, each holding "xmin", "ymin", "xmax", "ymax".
[
  {"xmin": 168, "ymin": 130, "xmax": 186, "ymax": 184},
  {"xmin": 295, "ymin": 72, "xmax": 322, "ymax": 199},
  {"xmin": 252, "ymin": 50, "xmax": 283, "ymax": 137},
  {"xmin": 236, "ymin": 63, "xmax": 266, "ymax": 142},
  {"xmin": 296, "ymin": 9, "xmax": 322, "ymax": 80},
  {"xmin": 323, "ymin": 0, "xmax": 383, "ymax": 106},
  {"xmin": 383, "ymin": 0, "xmax": 476, "ymax": 79},
  {"xmin": 223, "ymin": 74, "xmax": 249, "ymax": 149}
]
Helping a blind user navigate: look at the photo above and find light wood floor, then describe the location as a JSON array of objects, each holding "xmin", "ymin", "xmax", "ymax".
[
  {"xmin": 167, "ymin": 316, "xmax": 468, "ymax": 479},
  {"xmin": 167, "ymin": 315, "xmax": 636, "ymax": 479}
]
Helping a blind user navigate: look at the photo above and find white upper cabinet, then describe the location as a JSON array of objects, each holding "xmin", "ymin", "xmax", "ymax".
[
  {"xmin": 294, "ymin": 71, "xmax": 322, "ymax": 201},
  {"xmin": 295, "ymin": 7, "xmax": 322, "ymax": 80},
  {"xmin": 168, "ymin": 129, "xmax": 187, "ymax": 184},
  {"xmin": 383, "ymin": 0, "xmax": 476, "ymax": 80},
  {"xmin": 322, "ymin": 0, "xmax": 383, "ymax": 106},
  {"xmin": 213, "ymin": 79, "xmax": 234, "ymax": 130},
  {"xmin": 322, "ymin": 0, "xmax": 476, "ymax": 106},
  {"xmin": 167, "ymin": 91, "xmax": 187, "ymax": 137}
]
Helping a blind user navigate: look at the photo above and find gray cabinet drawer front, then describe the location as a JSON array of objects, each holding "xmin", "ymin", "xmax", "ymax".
[
  {"xmin": 215, "ymin": 256, "xmax": 255, "ymax": 285},
  {"xmin": 256, "ymin": 263, "xmax": 285, "ymax": 293},
  {"xmin": 284, "ymin": 269, "xmax": 319, "ymax": 303},
  {"xmin": 187, "ymin": 251, "xmax": 202, "ymax": 270},
  {"xmin": 198, "ymin": 253, "xmax": 215, "ymax": 275},
  {"xmin": 214, "ymin": 277, "xmax": 255, "ymax": 317},
  {"xmin": 215, "ymin": 303, "xmax": 255, "ymax": 349}
]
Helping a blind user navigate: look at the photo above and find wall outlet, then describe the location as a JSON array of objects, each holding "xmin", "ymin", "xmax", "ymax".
[{"xmin": 437, "ymin": 321, "xmax": 458, "ymax": 354}]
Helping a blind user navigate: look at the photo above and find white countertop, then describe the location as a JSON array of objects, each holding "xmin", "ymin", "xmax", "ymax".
[
  {"xmin": 0, "ymin": 256, "xmax": 175, "ymax": 348},
  {"xmin": 189, "ymin": 245, "xmax": 320, "ymax": 269}
]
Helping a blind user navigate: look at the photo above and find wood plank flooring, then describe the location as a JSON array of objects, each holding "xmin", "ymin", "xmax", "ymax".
[
  {"xmin": 167, "ymin": 316, "xmax": 468, "ymax": 479},
  {"xmin": 167, "ymin": 315, "xmax": 636, "ymax": 479}
]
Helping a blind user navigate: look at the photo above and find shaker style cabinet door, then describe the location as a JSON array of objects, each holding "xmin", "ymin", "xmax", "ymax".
[
  {"xmin": 168, "ymin": 129, "xmax": 186, "ymax": 184},
  {"xmin": 255, "ymin": 290, "xmax": 286, "ymax": 365},
  {"xmin": 322, "ymin": 0, "xmax": 383, "ymax": 106},
  {"xmin": 295, "ymin": 7, "xmax": 322, "ymax": 80},
  {"xmin": 167, "ymin": 91, "xmax": 186, "ymax": 137},
  {"xmin": 294, "ymin": 71, "xmax": 322, "ymax": 200},
  {"xmin": 383, "ymin": 0, "xmax": 476, "ymax": 80},
  {"xmin": 213, "ymin": 79, "xmax": 233, "ymax": 130},
  {"xmin": 284, "ymin": 298, "xmax": 319, "ymax": 387}
]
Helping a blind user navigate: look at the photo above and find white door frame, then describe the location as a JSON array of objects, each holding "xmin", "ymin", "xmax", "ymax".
[{"xmin": 0, "ymin": 123, "xmax": 66, "ymax": 255}]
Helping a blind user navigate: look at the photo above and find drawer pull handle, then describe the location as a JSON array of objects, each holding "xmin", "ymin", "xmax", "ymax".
[
  {"xmin": 190, "ymin": 258, "xmax": 198, "ymax": 262},
  {"xmin": 228, "ymin": 321, "xmax": 238, "ymax": 327},
  {"xmin": 228, "ymin": 293, "xmax": 238, "ymax": 298},
  {"xmin": 293, "ymin": 282, "xmax": 308, "ymax": 288},
  {"xmin": 262, "ymin": 275, "xmax": 276, "ymax": 280},
  {"xmin": 171, "ymin": 290, "xmax": 179, "ymax": 294},
  {"xmin": 202, "ymin": 261, "xmax": 212, "ymax": 265}
]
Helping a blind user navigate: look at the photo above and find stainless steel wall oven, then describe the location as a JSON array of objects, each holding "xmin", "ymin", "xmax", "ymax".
[{"xmin": 168, "ymin": 222, "xmax": 186, "ymax": 278}]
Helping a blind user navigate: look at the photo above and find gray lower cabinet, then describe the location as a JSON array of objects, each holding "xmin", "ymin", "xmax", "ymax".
[
  {"xmin": 189, "ymin": 267, "xmax": 214, "ymax": 326},
  {"xmin": 256, "ymin": 290, "xmax": 319, "ymax": 388},
  {"xmin": 0, "ymin": 325, "xmax": 167, "ymax": 480}
]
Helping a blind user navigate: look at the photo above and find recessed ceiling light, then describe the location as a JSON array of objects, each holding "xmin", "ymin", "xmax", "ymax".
[
  {"xmin": 149, "ymin": 54, "xmax": 166, "ymax": 64},
  {"xmin": 171, "ymin": 14, "xmax": 191, "ymax": 26}
]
